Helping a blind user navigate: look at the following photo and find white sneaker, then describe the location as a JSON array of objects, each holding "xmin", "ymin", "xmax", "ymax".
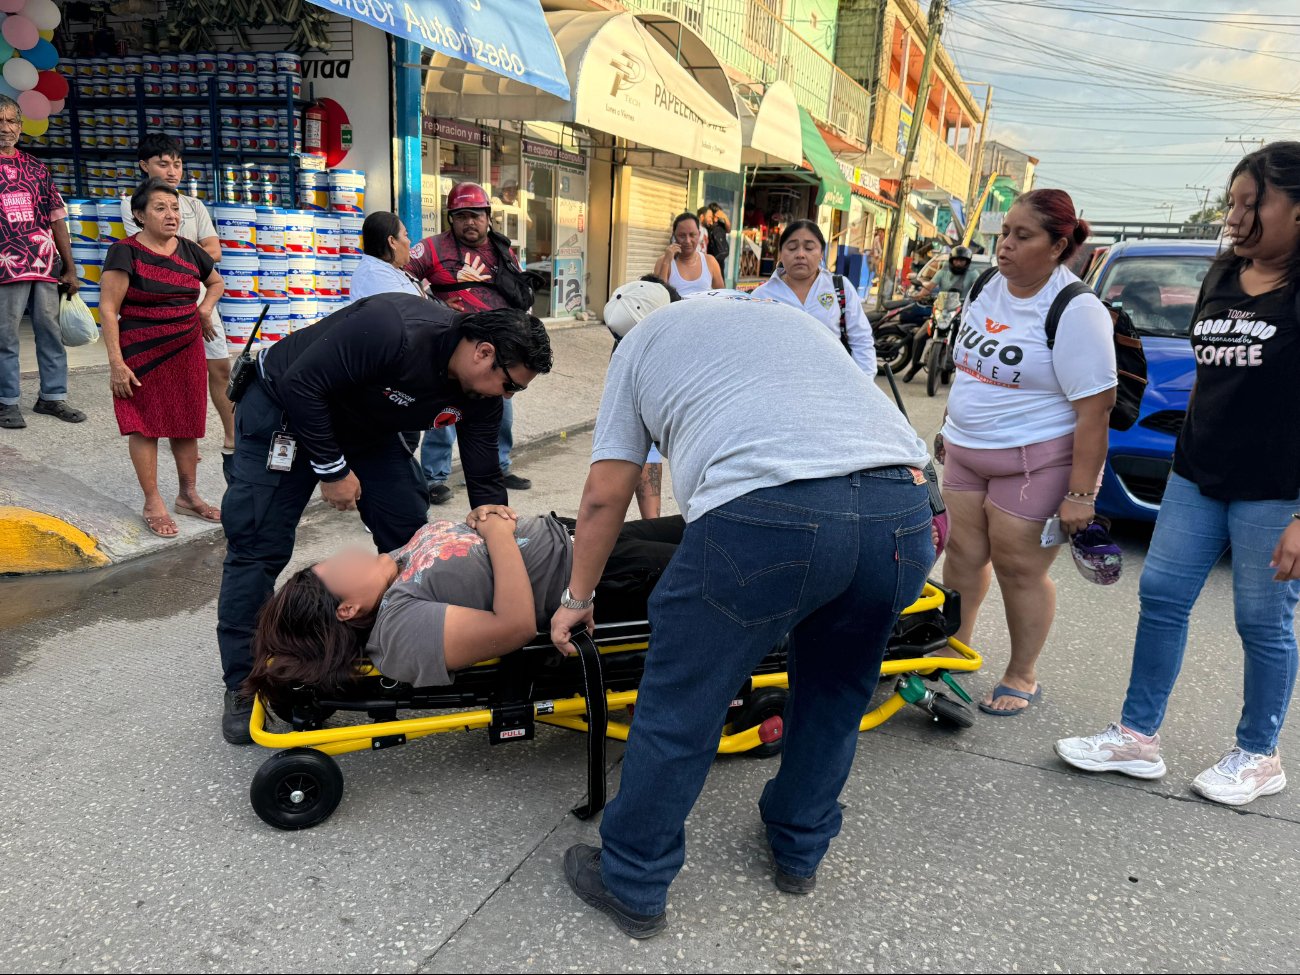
[
  {"xmin": 1191, "ymin": 746, "xmax": 1286, "ymax": 807},
  {"xmin": 1055, "ymin": 722, "xmax": 1167, "ymax": 780}
]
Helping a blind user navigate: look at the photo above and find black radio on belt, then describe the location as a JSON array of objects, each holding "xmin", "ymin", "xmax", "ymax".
[{"xmin": 226, "ymin": 304, "xmax": 270, "ymax": 404}]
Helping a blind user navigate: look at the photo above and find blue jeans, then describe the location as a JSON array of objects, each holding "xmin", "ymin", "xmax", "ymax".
[
  {"xmin": 599, "ymin": 468, "xmax": 934, "ymax": 915},
  {"xmin": 0, "ymin": 281, "xmax": 67, "ymax": 405},
  {"xmin": 420, "ymin": 397, "xmax": 514, "ymax": 482},
  {"xmin": 1121, "ymin": 473, "xmax": 1300, "ymax": 754}
]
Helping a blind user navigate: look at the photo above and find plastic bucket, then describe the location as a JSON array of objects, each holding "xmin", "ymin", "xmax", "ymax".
[
  {"xmin": 65, "ymin": 200, "xmax": 98, "ymax": 243},
  {"xmin": 296, "ymin": 171, "xmax": 328, "ymax": 211},
  {"xmin": 218, "ymin": 297, "xmax": 265, "ymax": 351},
  {"xmin": 327, "ymin": 169, "xmax": 366, "ymax": 213},
  {"xmin": 220, "ymin": 251, "xmax": 259, "ymax": 298},
  {"xmin": 288, "ymin": 295, "xmax": 318, "ymax": 333},
  {"xmin": 285, "ymin": 254, "xmax": 316, "ymax": 296},
  {"xmin": 283, "ymin": 210, "xmax": 316, "ymax": 255},
  {"xmin": 254, "ymin": 208, "xmax": 286, "ymax": 253},
  {"xmin": 94, "ymin": 199, "xmax": 126, "ymax": 242},
  {"xmin": 312, "ymin": 212, "xmax": 340, "ymax": 256},
  {"xmin": 338, "ymin": 212, "xmax": 364, "ymax": 254},
  {"xmin": 263, "ymin": 294, "xmax": 291, "ymax": 342},
  {"xmin": 258, "ymin": 253, "xmax": 288, "ymax": 295},
  {"xmin": 79, "ymin": 284, "xmax": 101, "ymax": 325},
  {"xmin": 71, "ymin": 243, "xmax": 103, "ymax": 287},
  {"xmin": 215, "ymin": 204, "xmax": 257, "ymax": 251}
]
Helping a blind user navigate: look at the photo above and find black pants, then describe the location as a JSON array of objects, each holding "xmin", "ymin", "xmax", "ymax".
[
  {"xmin": 216, "ymin": 380, "xmax": 428, "ymax": 691},
  {"xmin": 553, "ymin": 515, "xmax": 685, "ymax": 623}
]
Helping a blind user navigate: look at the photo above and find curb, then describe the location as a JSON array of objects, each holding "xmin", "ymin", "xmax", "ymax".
[{"xmin": 0, "ymin": 506, "xmax": 111, "ymax": 574}]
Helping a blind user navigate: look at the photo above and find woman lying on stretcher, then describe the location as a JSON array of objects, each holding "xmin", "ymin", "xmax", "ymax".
[{"xmin": 245, "ymin": 506, "xmax": 683, "ymax": 699}]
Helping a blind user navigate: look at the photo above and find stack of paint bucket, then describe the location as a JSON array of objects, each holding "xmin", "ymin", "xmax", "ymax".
[
  {"xmin": 312, "ymin": 212, "xmax": 345, "ymax": 320},
  {"xmin": 338, "ymin": 212, "xmax": 364, "ymax": 294},
  {"xmin": 282, "ymin": 209, "xmax": 318, "ymax": 334},
  {"xmin": 65, "ymin": 200, "xmax": 101, "ymax": 323},
  {"xmin": 254, "ymin": 207, "xmax": 291, "ymax": 338},
  {"xmin": 214, "ymin": 203, "xmax": 268, "ymax": 349}
]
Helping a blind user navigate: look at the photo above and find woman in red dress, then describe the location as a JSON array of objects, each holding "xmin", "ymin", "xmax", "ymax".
[{"xmin": 100, "ymin": 178, "xmax": 225, "ymax": 537}]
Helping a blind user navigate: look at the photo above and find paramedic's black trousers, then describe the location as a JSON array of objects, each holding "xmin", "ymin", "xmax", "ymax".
[{"xmin": 216, "ymin": 379, "xmax": 428, "ymax": 692}]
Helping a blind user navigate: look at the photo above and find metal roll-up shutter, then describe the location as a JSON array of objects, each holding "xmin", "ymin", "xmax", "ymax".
[{"xmin": 622, "ymin": 169, "xmax": 690, "ymax": 284}]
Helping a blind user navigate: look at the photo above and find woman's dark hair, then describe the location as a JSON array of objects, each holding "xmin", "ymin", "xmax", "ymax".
[
  {"xmin": 672, "ymin": 212, "xmax": 700, "ymax": 235},
  {"xmin": 777, "ymin": 219, "xmax": 825, "ymax": 252},
  {"xmin": 1223, "ymin": 140, "xmax": 1300, "ymax": 282},
  {"xmin": 130, "ymin": 177, "xmax": 180, "ymax": 220},
  {"xmin": 361, "ymin": 211, "xmax": 404, "ymax": 263},
  {"xmin": 243, "ymin": 566, "xmax": 370, "ymax": 701},
  {"xmin": 460, "ymin": 307, "xmax": 554, "ymax": 374},
  {"xmin": 639, "ymin": 273, "xmax": 682, "ymax": 302},
  {"xmin": 1016, "ymin": 188, "xmax": 1091, "ymax": 264}
]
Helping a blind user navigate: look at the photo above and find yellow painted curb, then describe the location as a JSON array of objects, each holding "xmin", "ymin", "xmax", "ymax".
[{"xmin": 0, "ymin": 506, "xmax": 110, "ymax": 574}]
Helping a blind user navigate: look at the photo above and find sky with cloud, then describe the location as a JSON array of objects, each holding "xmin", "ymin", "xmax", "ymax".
[{"xmin": 940, "ymin": 0, "xmax": 1298, "ymax": 223}]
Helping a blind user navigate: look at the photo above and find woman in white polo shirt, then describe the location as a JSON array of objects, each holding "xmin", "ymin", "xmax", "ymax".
[
  {"xmin": 753, "ymin": 220, "xmax": 876, "ymax": 374},
  {"xmin": 935, "ymin": 189, "xmax": 1116, "ymax": 716}
]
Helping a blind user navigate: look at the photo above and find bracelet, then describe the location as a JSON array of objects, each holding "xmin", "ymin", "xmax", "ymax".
[
  {"xmin": 1063, "ymin": 496, "xmax": 1095, "ymax": 506},
  {"xmin": 1066, "ymin": 490, "xmax": 1097, "ymax": 499}
]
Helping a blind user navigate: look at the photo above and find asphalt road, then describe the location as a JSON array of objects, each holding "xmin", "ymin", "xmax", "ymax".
[{"xmin": 2, "ymin": 378, "xmax": 1297, "ymax": 973}]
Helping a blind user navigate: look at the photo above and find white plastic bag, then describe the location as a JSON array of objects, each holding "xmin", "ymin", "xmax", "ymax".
[{"xmin": 59, "ymin": 292, "xmax": 99, "ymax": 347}]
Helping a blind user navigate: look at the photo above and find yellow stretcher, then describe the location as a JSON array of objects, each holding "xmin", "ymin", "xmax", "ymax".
[{"xmin": 247, "ymin": 582, "xmax": 982, "ymax": 830}]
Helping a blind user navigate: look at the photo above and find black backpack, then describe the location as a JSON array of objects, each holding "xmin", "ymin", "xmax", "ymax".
[
  {"xmin": 966, "ymin": 268, "xmax": 1147, "ymax": 431},
  {"xmin": 706, "ymin": 221, "xmax": 730, "ymax": 263}
]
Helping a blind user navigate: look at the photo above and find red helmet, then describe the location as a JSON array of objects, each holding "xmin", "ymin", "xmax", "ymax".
[{"xmin": 447, "ymin": 182, "xmax": 491, "ymax": 213}]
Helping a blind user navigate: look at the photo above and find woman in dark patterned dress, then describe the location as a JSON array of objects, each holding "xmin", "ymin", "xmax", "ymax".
[{"xmin": 100, "ymin": 178, "xmax": 225, "ymax": 537}]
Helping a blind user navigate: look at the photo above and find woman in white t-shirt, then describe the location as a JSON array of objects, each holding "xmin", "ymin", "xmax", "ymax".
[
  {"xmin": 753, "ymin": 220, "xmax": 876, "ymax": 374},
  {"xmin": 934, "ymin": 189, "xmax": 1117, "ymax": 716}
]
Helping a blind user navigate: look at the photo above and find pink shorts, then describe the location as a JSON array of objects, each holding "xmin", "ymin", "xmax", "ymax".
[{"xmin": 942, "ymin": 433, "xmax": 1077, "ymax": 522}]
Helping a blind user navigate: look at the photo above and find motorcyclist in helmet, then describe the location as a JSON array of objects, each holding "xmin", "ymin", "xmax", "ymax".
[{"xmin": 903, "ymin": 245, "xmax": 979, "ymax": 383}]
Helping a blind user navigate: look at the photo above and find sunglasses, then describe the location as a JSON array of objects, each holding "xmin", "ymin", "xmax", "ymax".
[{"xmin": 495, "ymin": 354, "xmax": 526, "ymax": 394}]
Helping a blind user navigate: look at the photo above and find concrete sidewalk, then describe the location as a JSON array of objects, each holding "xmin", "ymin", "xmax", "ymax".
[{"xmin": 1, "ymin": 322, "xmax": 615, "ymax": 573}]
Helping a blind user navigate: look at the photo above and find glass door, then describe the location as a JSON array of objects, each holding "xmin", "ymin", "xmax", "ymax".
[{"xmin": 524, "ymin": 162, "xmax": 556, "ymax": 319}]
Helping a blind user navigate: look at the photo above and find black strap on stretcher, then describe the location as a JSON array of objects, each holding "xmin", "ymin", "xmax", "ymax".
[{"xmin": 570, "ymin": 628, "xmax": 608, "ymax": 820}]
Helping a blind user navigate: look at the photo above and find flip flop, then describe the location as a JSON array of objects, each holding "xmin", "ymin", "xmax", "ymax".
[
  {"xmin": 978, "ymin": 682, "xmax": 1042, "ymax": 717},
  {"xmin": 175, "ymin": 501, "xmax": 221, "ymax": 522},
  {"xmin": 143, "ymin": 511, "xmax": 178, "ymax": 538}
]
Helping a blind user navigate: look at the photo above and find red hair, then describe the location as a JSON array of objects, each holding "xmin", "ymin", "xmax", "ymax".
[{"xmin": 1016, "ymin": 189, "xmax": 1090, "ymax": 264}]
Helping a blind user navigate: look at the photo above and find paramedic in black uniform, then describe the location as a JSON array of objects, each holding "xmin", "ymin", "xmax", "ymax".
[{"xmin": 216, "ymin": 293, "xmax": 553, "ymax": 743}]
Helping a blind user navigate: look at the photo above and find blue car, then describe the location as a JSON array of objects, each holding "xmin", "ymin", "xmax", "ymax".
[{"xmin": 1085, "ymin": 239, "xmax": 1222, "ymax": 522}]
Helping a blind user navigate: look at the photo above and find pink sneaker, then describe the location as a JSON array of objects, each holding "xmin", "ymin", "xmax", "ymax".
[
  {"xmin": 1055, "ymin": 722, "xmax": 1166, "ymax": 779},
  {"xmin": 1191, "ymin": 747, "xmax": 1286, "ymax": 807}
]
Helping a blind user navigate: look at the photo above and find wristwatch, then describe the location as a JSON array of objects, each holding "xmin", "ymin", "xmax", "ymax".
[{"xmin": 561, "ymin": 588, "xmax": 595, "ymax": 611}]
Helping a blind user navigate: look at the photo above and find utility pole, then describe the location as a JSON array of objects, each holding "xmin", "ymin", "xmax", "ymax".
[
  {"xmin": 877, "ymin": 0, "xmax": 948, "ymax": 309},
  {"xmin": 1225, "ymin": 136, "xmax": 1266, "ymax": 150},
  {"xmin": 1186, "ymin": 183, "xmax": 1213, "ymax": 215},
  {"xmin": 965, "ymin": 83, "xmax": 993, "ymax": 212}
]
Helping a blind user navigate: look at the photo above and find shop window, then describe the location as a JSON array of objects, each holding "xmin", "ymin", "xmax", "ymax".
[{"xmin": 489, "ymin": 132, "xmax": 523, "ymax": 247}]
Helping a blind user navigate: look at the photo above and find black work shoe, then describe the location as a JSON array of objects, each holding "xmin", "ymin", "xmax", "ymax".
[
  {"xmin": 0, "ymin": 404, "xmax": 25, "ymax": 429},
  {"xmin": 503, "ymin": 473, "xmax": 532, "ymax": 491},
  {"xmin": 774, "ymin": 864, "xmax": 817, "ymax": 894},
  {"xmin": 428, "ymin": 482, "xmax": 453, "ymax": 505},
  {"xmin": 222, "ymin": 690, "xmax": 254, "ymax": 745},
  {"xmin": 32, "ymin": 398, "xmax": 86, "ymax": 423},
  {"xmin": 563, "ymin": 844, "xmax": 667, "ymax": 939},
  {"xmin": 902, "ymin": 367, "xmax": 920, "ymax": 384}
]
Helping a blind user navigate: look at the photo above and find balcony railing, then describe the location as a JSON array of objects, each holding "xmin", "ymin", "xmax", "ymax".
[
  {"xmin": 620, "ymin": 0, "xmax": 870, "ymax": 146},
  {"xmin": 871, "ymin": 87, "xmax": 973, "ymax": 198}
]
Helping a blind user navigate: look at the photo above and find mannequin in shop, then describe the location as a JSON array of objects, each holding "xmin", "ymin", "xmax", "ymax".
[{"xmin": 652, "ymin": 212, "xmax": 724, "ymax": 296}]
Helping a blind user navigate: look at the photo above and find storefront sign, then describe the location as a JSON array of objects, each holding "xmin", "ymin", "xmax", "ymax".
[
  {"xmin": 837, "ymin": 161, "xmax": 882, "ymax": 196},
  {"xmin": 424, "ymin": 117, "xmax": 491, "ymax": 147},
  {"xmin": 306, "ymin": 0, "xmax": 570, "ymax": 99},
  {"xmin": 897, "ymin": 104, "xmax": 913, "ymax": 157},
  {"xmin": 552, "ymin": 257, "xmax": 585, "ymax": 317},
  {"xmin": 522, "ymin": 138, "xmax": 586, "ymax": 169}
]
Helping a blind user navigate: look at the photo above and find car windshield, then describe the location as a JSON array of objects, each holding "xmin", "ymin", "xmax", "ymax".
[{"xmin": 1097, "ymin": 256, "xmax": 1214, "ymax": 337}]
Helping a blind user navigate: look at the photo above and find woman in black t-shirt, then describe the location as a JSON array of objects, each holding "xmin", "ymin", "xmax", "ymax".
[{"xmin": 1057, "ymin": 141, "xmax": 1300, "ymax": 807}]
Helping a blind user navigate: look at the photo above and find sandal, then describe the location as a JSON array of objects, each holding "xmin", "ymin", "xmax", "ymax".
[
  {"xmin": 143, "ymin": 511, "xmax": 179, "ymax": 538},
  {"xmin": 175, "ymin": 500, "xmax": 222, "ymax": 522},
  {"xmin": 978, "ymin": 682, "xmax": 1042, "ymax": 717}
]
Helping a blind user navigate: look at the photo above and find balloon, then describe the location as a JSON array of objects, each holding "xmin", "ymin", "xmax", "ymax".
[
  {"xmin": 37, "ymin": 27, "xmax": 52, "ymax": 40},
  {"xmin": 20, "ymin": 116, "xmax": 47, "ymax": 136},
  {"xmin": 0, "ymin": 0, "xmax": 25, "ymax": 13},
  {"xmin": 0, "ymin": 38, "xmax": 13, "ymax": 63},
  {"xmin": 25, "ymin": 36, "xmax": 55, "ymax": 69},
  {"xmin": 1, "ymin": 13, "xmax": 37, "ymax": 51},
  {"xmin": 17, "ymin": 87, "xmax": 47, "ymax": 119},
  {"xmin": 47, "ymin": 96, "xmax": 61, "ymax": 113},
  {"xmin": 22, "ymin": 0, "xmax": 59, "ymax": 31},
  {"xmin": 0, "ymin": 77, "xmax": 17, "ymax": 100},
  {"xmin": 33, "ymin": 67, "xmax": 65, "ymax": 101},
  {"xmin": 2, "ymin": 56, "xmax": 36, "ymax": 91}
]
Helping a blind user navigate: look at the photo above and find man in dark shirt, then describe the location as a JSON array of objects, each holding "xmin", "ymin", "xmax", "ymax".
[{"xmin": 216, "ymin": 294, "xmax": 552, "ymax": 743}]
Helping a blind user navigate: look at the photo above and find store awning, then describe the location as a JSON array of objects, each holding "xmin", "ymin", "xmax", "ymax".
[
  {"xmin": 312, "ymin": 0, "xmax": 569, "ymax": 99},
  {"xmin": 740, "ymin": 81, "xmax": 803, "ymax": 167},
  {"xmin": 799, "ymin": 107, "xmax": 851, "ymax": 212},
  {"xmin": 423, "ymin": 10, "xmax": 741, "ymax": 170}
]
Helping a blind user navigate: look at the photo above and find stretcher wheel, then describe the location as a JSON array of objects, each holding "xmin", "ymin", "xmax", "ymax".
[
  {"xmin": 734, "ymin": 688, "xmax": 788, "ymax": 758},
  {"xmin": 250, "ymin": 748, "xmax": 344, "ymax": 830},
  {"xmin": 929, "ymin": 693, "xmax": 975, "ymax": 730}
]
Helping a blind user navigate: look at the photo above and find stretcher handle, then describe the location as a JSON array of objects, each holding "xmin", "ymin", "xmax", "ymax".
[{"xmin": 570, "ymin": 627, "xmax": 608, "ymax": 821}]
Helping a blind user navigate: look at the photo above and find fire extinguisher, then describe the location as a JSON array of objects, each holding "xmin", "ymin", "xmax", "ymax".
[{"xmin": 303, "ymin": 100, "xmax": 327, "ymax": 156}]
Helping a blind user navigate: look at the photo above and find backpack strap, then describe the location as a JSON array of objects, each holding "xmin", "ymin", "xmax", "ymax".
[
  {"xmin": 966, "ymin": 266, "xmax": 999, "ymax": 309},
  {"xmin": 1043, "ymin": 281, "xmax": 1096, "ymax": 349},
  {"xmin": 832, "ymin": 273, "xmax": 850, "ymax": 352}
]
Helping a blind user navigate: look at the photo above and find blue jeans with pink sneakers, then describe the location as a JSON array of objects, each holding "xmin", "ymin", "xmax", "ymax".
[{"xmin": 1121, "ymin": 473, "xmax": 1300, "ymax": 753}]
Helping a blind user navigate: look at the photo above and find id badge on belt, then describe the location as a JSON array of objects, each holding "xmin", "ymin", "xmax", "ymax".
[{"xmin": 267, "ymin": 432, "xmax": 297, "ymax": 472}]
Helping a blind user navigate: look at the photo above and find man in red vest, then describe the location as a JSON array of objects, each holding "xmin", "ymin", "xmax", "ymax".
[{"xmin": 408, "ymin": 182, "xmax": 535, "ymax": 503}]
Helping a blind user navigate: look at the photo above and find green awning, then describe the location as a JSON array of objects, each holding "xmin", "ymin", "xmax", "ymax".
[
  {"xmin": 989, "ymin": 177, "xmax": 1018, "ymax": 210},
  {"xmin": 799, "ymin": 107, "xmax": 851, "ymax": 213}
]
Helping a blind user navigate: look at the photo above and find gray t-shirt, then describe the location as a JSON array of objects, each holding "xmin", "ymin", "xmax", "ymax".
[
  {"xmin": 366, "ymin": 516, "xmax": 572, "ymax": 686},
  {"xmin": 592, "ymin": 295, "xmax": 929, "ymax": 522}
]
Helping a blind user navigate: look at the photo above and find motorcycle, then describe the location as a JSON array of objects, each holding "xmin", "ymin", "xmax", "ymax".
[
  {"xmin": 920, "ymin": 291, "xmax": 961, "ymax": 397},
  {"xmin": 868, "ymin": 293, "xmax": 932, "ymax": 376}
]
